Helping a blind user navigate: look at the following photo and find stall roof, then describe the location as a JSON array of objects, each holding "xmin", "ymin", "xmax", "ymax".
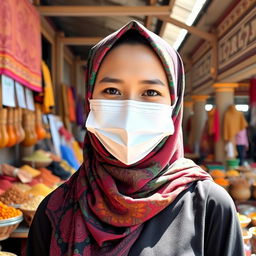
[{"xmin": 39, "ymin": 0, "xmax": 234, "ymax": 61}]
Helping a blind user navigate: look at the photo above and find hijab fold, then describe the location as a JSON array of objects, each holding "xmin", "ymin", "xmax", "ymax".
[{"xmin": 46, "ymin": 20, "xmax": 212, "ymax": 256}]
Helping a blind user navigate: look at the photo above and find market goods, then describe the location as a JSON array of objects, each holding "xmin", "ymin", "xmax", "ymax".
[
  {"xmin": 0, "ymin": 180, "xmax": 13, "ymax": 192},
  {"xmin": 0, "ymin": 202, "xmax": 22, "ymax": 220},
  {"xmin": 237, "ymin": 212, "xmax": 251, "ymax": 228},
  {"xmin": 12, "ymin": 183, "xmax": 31, "ymax": 193},
  {"xmin": 214, "ymin": 178, "xmax": 229, "ymax": 186},
  {"xmin": 210, "ymin": 169, "xmax": 225, "ymax": 179},
  {"xmin": 38, "ymin": 168, "xmax": 61, "ymax": 187},
  {"xmin": 22, "ymin": 150, "xmax": 52, "ymax": 166},
  {"xmin": 20, "ymin": 195, "xmax": 44, "ymax": 211},
  {"xmin": 20, "ymin": 165, "xmax": 40, "ymax": 178},
  {"xmin": 27, "ymin": 183, "xmax": 52, "ymax": 197},
  {"xmin": 21, "ymin": 111, "xmax": 37, "ymax": 147},
  {"xmin": 0, "ymin": 186, "xmax": 30, "ymax": 205},
  {"xmin": 6, "ymin": 108, "xmax": 16, "ymax": 147},
  {"xmin": 0, "ymin": 108, "xmax": 9, "ymax": 148},
  {"xmin": 35, "ymin": 104, "xmax": 46, "ymax": 140},
  {"xmin": 226, "ymin": 170, "xmax": 240, "ymax": 177},
  {"xmin": 230, "ymin": 179, "xmax": 251, "ymax": 201},
  {"xmin": 16, "ymin": 108, "xmax": 25, "ymax": 144}
]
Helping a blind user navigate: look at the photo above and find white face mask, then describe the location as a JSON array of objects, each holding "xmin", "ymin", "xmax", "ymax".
[{"xmin": 85, "ymin": 99, "xmax": 174, "ymax": 165}]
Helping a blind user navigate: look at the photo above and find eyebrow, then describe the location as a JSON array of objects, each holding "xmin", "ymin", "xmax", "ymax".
[{"xmin": 99, "ymin": 77, "xmax": 165, "ymax": 86}]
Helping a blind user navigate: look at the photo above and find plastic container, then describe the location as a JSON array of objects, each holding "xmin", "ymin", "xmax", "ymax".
[{"xmin": 227, "ymin": 158, "xmax": 240, "ymax": 169}]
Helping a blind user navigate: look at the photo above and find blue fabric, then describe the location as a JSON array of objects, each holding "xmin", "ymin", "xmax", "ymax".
[{"xmin": 60, "ymin": 145, "xmax": 80, "ymax": 169}]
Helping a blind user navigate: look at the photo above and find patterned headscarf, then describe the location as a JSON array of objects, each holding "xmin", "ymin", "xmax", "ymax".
[{"xmin": 46, "ymin": 21, "xmax": 212, "ymax": 256}]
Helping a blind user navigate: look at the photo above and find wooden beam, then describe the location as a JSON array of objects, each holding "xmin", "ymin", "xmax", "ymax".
[
  {"xmin": 41, "ymin": 17, "xmax": 55, "ymax": 45},
  {"xmin": 37, "ymin": 6, "xmax": 170, "ymax": 17},
  {"xmin": 145, "ymin": 0, "xmax": 157, "ymax": 29},
  {"xmin": 157, "ymin": 16, "xmax": 215, "ymax": 42},
  {"xmin": 61, "ymin": 37, "xmax": 102, "ymax": 45}
]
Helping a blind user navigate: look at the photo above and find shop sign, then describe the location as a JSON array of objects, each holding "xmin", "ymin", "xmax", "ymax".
[
  {"xmin": 15, "ymin": 81, "xmax": 27, "ymax": 108},
  {"xmin": 1, "ymin": 75, "xmax": 15, "ymax": 107},
  {"xmin": 218, "ymin": 8, "xmax": 256, "ymax": 72},
  {"xmin": 25, "ymin": 87, "xmax": 35, "ymax": 111},
  {"xmin": 192, "ymin": 51, "xmax": 211, "ymax": 88}
]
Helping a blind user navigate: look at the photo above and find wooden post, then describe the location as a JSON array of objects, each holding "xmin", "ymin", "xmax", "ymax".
[
  {"xmin": 55, "ymin": 32, "xmax": 64, "ymax": 116},
  {"xmin": 145, "ymin": 0, "xmax": 157, "ymax": 29}
]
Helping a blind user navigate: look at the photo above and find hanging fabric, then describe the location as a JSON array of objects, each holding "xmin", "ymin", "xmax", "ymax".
[
  {"xmin": 41, "ymin": 61, "xmax": 55, "ymax": 113},
  {"xmin": 0, "ymin": 0, "xmax": 41, "ymax": 91},
  {"xmin": 67, "ymin": 87, "xmax": 76, "ymax": 122},
  {"xmin": 250, "ymin": 78, "xmax": 256, "ymax": 127}
]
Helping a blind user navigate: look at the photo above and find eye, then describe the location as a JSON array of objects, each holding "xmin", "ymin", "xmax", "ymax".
[
  {"xmin": 142, "ymin": 90, "xmax": 161, "ymax": 97},
  {"xmin": 103, "ymin": 88, "xmax": 121, "ymax": 95}
]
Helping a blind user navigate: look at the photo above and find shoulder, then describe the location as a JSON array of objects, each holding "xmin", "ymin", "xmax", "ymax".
[
  {"xmin": 196, "ymin": 180, "xmax": 236, "ymax": 210},
  {"xmin": 193, "ymin": 180, "xmax": 238, "ymax": 226}
]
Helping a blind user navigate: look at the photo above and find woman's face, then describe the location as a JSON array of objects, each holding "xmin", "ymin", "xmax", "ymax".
[{"xmin": 92, "ymin": 44, "xmax": 171, "ymax": 105}]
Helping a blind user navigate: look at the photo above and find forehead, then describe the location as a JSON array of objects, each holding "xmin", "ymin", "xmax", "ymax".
[{"xmin": 96, "ymin": 44, "xmax": 166, "ymax": 76}]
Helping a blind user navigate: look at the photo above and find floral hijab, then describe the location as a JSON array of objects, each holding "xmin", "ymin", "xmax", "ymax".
[{"xmin": 46, "ymin": 20, "xmax": 212, "ymax": 256}]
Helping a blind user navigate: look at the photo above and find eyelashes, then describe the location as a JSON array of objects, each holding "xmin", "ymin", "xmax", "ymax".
[{"xmin": 103, "ymin": 88, "xmax": 162, "ymax": 97}]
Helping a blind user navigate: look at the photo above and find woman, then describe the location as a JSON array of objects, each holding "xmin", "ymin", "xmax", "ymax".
[{"xmin": 27, "ymin": 21, "xmax": 244, "ymax": 256}]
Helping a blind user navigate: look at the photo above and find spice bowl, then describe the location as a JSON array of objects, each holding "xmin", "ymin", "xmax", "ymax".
[{"xmin": 0, "ymin": 214, "xmax": 23, "ymax": 240}]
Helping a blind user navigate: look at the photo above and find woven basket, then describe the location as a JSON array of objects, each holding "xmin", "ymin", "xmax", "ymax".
[{"xmin": 0, "ymin": 215, "xmax": 23, "ymax": 241}]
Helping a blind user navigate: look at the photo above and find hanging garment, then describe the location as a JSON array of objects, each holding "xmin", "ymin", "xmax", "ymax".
[
  {"xmin": 250, "ymin": 78, "xmax": 256, "ymax": 127},
  {"xmin": 223, "ymin": 105, "xmax": 248, "ymax": 141},
  {"xmin": 67, "ymin": 87, "xmax": 76, "ymax": 122},
  {"xmin": 41, "ymin": 61, "xmax": 55, "ymax": 113}
]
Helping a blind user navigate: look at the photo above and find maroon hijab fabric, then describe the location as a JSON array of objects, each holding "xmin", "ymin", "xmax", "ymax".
[{"xmin": 46, "ymin": 21, "xmax": 212, "ymax": 256}]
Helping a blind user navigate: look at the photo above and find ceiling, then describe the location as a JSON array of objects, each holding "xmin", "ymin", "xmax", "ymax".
[{"xmin": 39, "ymin": 0, "xmax": 235, "ymax": 61}]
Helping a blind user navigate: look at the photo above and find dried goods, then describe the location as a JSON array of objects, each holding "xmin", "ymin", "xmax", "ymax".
[
  {"xmin": 0, "ymin": 186, "xmax": 30, "ymax": 205},
  {"xmin": 0, "ymin": 202, "xmax": 22, "ymax": 219}
]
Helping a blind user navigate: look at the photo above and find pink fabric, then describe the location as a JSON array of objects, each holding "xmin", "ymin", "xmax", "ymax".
[
  {"xmin": 235, "ymin": 129, "xmax": 248, "ymax": 147},
  {"xmin": 0, "ymin": 0, "xmax": 41, "ymax": 91}
]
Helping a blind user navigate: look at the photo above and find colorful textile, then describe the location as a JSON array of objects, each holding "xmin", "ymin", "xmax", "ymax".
[
  {"xmin": 235, "ymin": 129, "xmax": 249, "ymax": 147},
  {"xmin": 60, "ymin": 144, "xmax": 80, "ymax": 170},
  {"xmin": 67, "ymin": 87, "xmax": 76, "ymax": 122},
  {"xmin": 250, "ymin": 78, "xmax": 256, "ymax": 127},
  {"xmin": 208, "ymin": 108, "xmax": 220, "ymax": 142},
  {"xmin": 41, "ymin": 61, "xmax": 55, "ymax": 113},
  {"xmin": 46, "ymin": 21, "xmax": 212, "ymax": 256},
  {"xmin": 0, "ymin": 0, "xmax": 41, "ymax": 91},
  {"xmin": 223, "ymin": 105, "xmax": 248, "ymax": 141},
  {"xmin": 76, "ymin": 96, "xmax": 85, "ymax": 126}
]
